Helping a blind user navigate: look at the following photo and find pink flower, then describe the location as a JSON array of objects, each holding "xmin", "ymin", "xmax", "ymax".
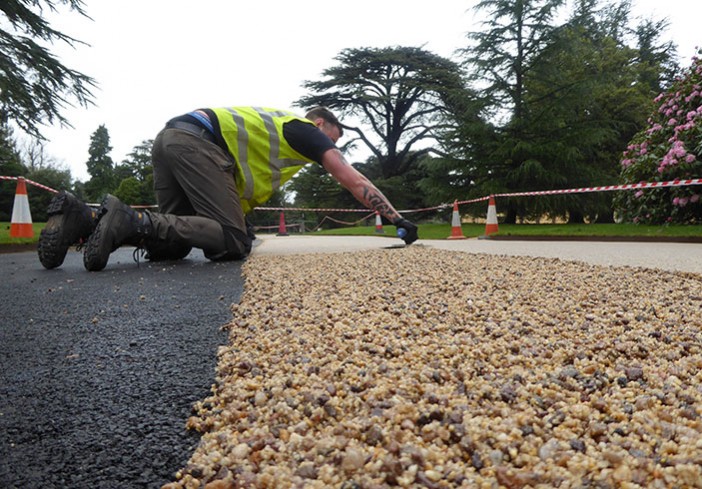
[
  {"xmin": 685, "ymin": 154, "xmax": 696, "ymax": 163},
  {"xmin": 650, "ymin": 123, "xmax": 663, "ymax": 133},
  {"xmin": 669, "ymin": 141, "xmax": 687, "ymax": 158},
  {"xmin": 668, "ymin": 118, "xmax": 677, "ymax": 126},
  {"xmin": 635, "ymin": 190, "xmax": 644, "ymax": 198},
  {"xmin": 691, "ymin": 194, "xmax": 700, "ymax": 203},
  {"xmin": 673, "ymin": 197, "xmax": 680, "ymax": 205},
  {"xmin": 675, "ymin": 122, "xmax": 694, "ymax": 133}
]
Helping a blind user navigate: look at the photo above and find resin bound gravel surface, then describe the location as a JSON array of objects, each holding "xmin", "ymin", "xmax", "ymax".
[
  {"xmin": 166, "ymin": 247, "xmax": 702, "ymax": 488},
  {"xmin": 0, "ymin": 248, "xmax": 242, "ymax": 489}
]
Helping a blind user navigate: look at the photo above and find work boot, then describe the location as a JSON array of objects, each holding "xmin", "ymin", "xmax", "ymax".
[
  {"xmin": 83, "ymin": 195, "xmax": 153, "ymax": 272},
  {"xmin": 38, "ymin": 191, "xmax": 98, "ymax": 269}
]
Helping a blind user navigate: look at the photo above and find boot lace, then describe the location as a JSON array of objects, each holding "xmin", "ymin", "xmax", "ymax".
[{"xmin": 132, "ymin": 245, "xmax": 146, "ymax": 267}]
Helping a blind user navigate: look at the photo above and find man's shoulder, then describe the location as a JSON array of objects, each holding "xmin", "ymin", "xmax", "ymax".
[{"xmin": 283, "ymin": 120, "xmax": 335, "ymax": 163}]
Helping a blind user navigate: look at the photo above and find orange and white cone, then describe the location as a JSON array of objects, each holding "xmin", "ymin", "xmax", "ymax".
[
  {"xmin": 276, "ymin": 211, "xmax": 289, "ymax": 236},
  {"xmin": 10, "ymin": 177, "xmax": 34, "ymax": 238},
  {"xmin": 374, "ymin": 212, "xmax": 384, "ymax": 234},
  {"xmin": 447, "ymin": 200, "xmax": 466, "ymax": 240},
  {"xmin": 484, "ymin": 195, "xmax": 499, "ymax": 236}
]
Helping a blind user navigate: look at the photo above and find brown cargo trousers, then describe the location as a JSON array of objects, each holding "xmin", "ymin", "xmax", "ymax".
[{"xmin": 148, "ymin": 127, "xmax": 251, "ymax": 261}]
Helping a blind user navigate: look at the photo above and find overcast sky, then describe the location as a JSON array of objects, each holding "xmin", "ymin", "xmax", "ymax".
[{"xmin": 30, "ymin": 0, "xmax": 701, "ymax": 182}]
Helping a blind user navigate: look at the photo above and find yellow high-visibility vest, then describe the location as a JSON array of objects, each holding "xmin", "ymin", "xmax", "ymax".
[{"xmin": 212, "ymin": 106, "xmax": 315, "ymax": 213}]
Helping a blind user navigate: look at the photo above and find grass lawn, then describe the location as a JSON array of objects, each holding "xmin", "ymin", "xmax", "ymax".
[
  {"xmin": 2, "ymin": 221, "xmax": 701, "ymax": 246},
  {"xmin": 0, "ymin": 222, "xmax": 45, "ymax": 245},
  {"xmin": 312, "ymin": 222, "xmax": 702, "ymax": 240}
]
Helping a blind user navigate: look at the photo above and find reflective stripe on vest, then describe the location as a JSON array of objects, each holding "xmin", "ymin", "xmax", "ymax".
[{"xmin": 213, "ymin": 107, "xmax": 314, "ymax": 212}]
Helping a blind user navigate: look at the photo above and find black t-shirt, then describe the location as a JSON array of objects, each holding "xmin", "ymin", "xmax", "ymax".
[
  {"xmin": 175, "ymin": 110, "xmax": 336, "ymax": 166},
  {"xmin": 282, "ymin": 119, "xmax": 337, "ymax": 164}
]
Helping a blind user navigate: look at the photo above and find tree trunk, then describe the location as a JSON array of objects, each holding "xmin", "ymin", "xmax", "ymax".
[
  {"xmin": 567, "ymin": 209, "xmax": 585, "ymax": 224},
  {"xmin": 504, "ymin": 206, "xmax": 518, "ymax": 224}
]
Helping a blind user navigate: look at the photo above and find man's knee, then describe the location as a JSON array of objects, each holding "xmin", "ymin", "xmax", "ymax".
[{"xmin": 206, "ymin": 225, "xmax": 250, "ymax": 261}]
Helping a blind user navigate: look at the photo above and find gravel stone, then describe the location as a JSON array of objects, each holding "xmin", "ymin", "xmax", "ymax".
[{"xmin": 161, "ymin": 248, "xmax": 702, "ymax": 488}]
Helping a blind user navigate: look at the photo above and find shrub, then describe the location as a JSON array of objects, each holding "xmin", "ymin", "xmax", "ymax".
[{"xmin": 615, "ymin": 52, "xmax": 702, "ymax": 224}]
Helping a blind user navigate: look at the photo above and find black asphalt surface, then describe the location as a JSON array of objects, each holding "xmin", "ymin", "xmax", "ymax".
[{"xmin": 0, "ymin": 247, "xmax": 244, "ymax": 488}]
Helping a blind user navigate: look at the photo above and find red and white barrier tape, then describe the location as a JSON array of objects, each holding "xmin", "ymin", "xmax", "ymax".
[
  {"xmin": 2, "ymin": 175, "xmax": 700, "ymax": 213},
  {"xmin": 256, "ymin": 206, "xmax": 372, "ymax": 212},
  {"xmin": 0, "ymin": 176, "xmax": 59, "ymax": 194},
  {"xmin": 494, "ymin": 178, "xmax": 702, "ymax": 198},
  {"xmin": 0, "ymin": 175, "xmax": 58, "ymax": 193}
]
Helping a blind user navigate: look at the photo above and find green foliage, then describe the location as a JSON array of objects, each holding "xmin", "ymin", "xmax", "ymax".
[
  {"xmin": 615, "ymin": 53, "xmax": 702, "ymax": 224},
  {"xmin": 0, "ymin": 118, "xmax": 71, "ymax": 220},
  {"xmin": 462, "ymin": 0, "xmax": 566, "ymax": 120},
  {"xmin": 113, "ymin": 176, "xmax": 142, "ymax": 205},
  {"xmin": 287, "ymin": 163, "xmax": 351, "ymax": 208},
  {"xmin": 296, "ymin": 46, "xmax": 472, "ymax": 179},
  {"xmin": 359, "ymin": 156, "xmax": 432, "ymax": 221},
  {"xmin": 24, "ymin": 164, "xmax": 71, "ymax": 221},
  {"xmin": 282, "ymin": 163, "xmax": 357, "ymax": 228},
  {"xmin": 83, "ymin": 125, "xmax": 114, "ymax": 201},
  {"xmin": 114, "ymin": 139, "xmax": 155, "ymax": 205},
  {"xmin": 119, "ymin": 139, "xmax": 154, "ymax": 182},
  {"xmin": 0, "ymin": 0, "xmax": 96, "ymax": 138},
  {"xmin": 634, "ymin": 18, "xmax": 679, "ymax": 93},
  {"xmin": 0, "ymin": 121, "xmax": 24, "ymax": 221},
  {"xmin": 450, "ymin": 0, "xmax": 678, "ymax": 224},
  {"xmin": 247, "ymin": 188, "xmax": 294, "ymax": 229}
]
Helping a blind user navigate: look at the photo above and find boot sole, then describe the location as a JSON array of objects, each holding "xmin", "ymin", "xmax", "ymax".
[
  {"xmin": 83, "ymin": 221, "xmax": 109, "ymax": 271},
  {"xmin": 37, "ymin": 193, "xmax": 72, "ymax": 269},
  {"xmin": 83, "ymin": 195, "xmax": 120, "ymax": 272}
]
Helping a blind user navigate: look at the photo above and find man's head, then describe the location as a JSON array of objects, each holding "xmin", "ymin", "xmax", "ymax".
[{"xmin": 305, "ymin": 106, "xmax": 343, "ymax": 143}]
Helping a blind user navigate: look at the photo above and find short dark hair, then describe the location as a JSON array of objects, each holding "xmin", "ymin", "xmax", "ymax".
[{"xmin": 305, "ymin": 106, "xmax": 343, "ymax": 137}]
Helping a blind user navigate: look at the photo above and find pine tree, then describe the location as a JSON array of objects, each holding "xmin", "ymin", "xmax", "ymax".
[
  {"xmin": 0, "ymin": 0, "xmax": 95, "ymax": 138},
  {"xmin": 296, "ymin": 46, "xmax": 470, "ymax": 179},
  {"xmin": 84, "ymin": 125, "xmax": 114, "ymax": 201}
]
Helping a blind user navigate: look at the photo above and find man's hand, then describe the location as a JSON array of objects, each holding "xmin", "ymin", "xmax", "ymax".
[{"xmin": 392, "ymin": 218, "xmax": 418, "ymax": 245}]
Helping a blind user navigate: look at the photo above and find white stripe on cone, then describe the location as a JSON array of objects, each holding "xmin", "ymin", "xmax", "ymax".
[
  {"xmin": 447, "ymin": 200, "xmax": 466, "ymax": 239},
  {"xmin": 484, "ymin": 196, "xmax": 498, "ymax": 236},
  {"xmin": 375, "ymin": 212, "xmax": 384, "ymax": 234},
  {"xmin": 10, "ymin": 177, "xmax": 33, "ymax": 238}
]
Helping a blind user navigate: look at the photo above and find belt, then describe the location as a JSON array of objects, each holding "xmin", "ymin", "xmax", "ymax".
[{"xmin": 166, "ymin": 120, "xmax": 215, "ymax": 143}]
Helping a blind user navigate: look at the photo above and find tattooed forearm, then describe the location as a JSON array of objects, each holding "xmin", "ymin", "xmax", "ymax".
[{"xmin": 362, "ymin": 185, "xmax": 400, "ymax": 220}]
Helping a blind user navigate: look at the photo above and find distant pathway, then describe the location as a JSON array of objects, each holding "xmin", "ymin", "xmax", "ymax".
[{"xmin": 255, "ymin": 235, "xmax": 702, "ymax": 275}]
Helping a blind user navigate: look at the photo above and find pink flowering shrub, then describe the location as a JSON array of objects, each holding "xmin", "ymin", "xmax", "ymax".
[{"xmin": 614, "ymin": 52, "xmax": 702, "ymax": 224}]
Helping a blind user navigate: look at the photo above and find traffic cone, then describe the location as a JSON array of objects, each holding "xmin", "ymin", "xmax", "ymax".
[
  {"xmin": 374, "ymin": 212, "xmax": 384, "ymax": 234},
  {"xmin": 276, "ymin": 211, "xmax": 289, "ymax": 236},
  {"xmin": 10, "ymin": 177, "xmax": 34, "ymax": 238},
  {"xmin": 484, "ymin": 195, "xmax": 499, "ymax": 236},
  {"xmin": 447, "ymin": 200, "xmax": 466, "ymax": 240}
]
